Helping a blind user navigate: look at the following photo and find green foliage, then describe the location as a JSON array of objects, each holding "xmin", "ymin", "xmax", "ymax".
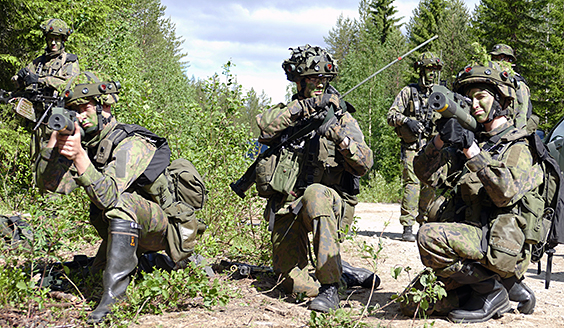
[
  {"xmin": 391, "ymin": 268, "xmax": 447, "ymax": 319},
  {"xmin": 308, "ymin": 308, "xmax": 370, "ymax": 328}
]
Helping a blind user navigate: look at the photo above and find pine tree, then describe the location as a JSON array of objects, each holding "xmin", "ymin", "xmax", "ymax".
[{"xmin": 369, "ymin": 0, "xmax": 403, "ymax": 44}]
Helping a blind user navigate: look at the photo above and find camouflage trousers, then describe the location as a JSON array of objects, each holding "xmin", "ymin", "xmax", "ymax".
[
  {"xmin": 271, "ymin": 184, "xmax": 344, "ymax": 297},
  {"xmin": 417, "ymin": 222, "xmax": 485, "ymax": 278},
  {"xmin": 401, "ymin": 148, "xmax": 434, "ymax": 226},
  {"xmin": 89, "ymin": 192, "xmax": 169, "ymax": 273}
]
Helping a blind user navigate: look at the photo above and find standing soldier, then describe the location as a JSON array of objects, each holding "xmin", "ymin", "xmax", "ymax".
[
  {"xmin": 387, "ymin": 52, "xmax": 442, "ymax": 241},
  {"xmin": 11, "ymin": 18, "xmax": 80, "ymax": 159},
  {"xmin": 255, "ymin": 45, "xmax": 379, "ymax": 312},
  {"xmin": 35, "ymin": 72, "xmax": 201, "ymax": 323},
  {"xmin": 406, "ymin": 61, "xmax": 538, "ymax": 323},
  {"xmin": 489, "ymin": 43, "xmax": 535, "ymax": 133}
]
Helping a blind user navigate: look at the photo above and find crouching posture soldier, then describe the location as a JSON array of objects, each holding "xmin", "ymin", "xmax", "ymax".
[
  {"xmin": 387, "ymin": 52, "xmax": 442, "ymax": 241},
  {"xmin": 35, "ymin": 72, "xmax": 199, "ymax": 322},
  {"xmin": 406, "ymin": 62, "xmax": 538, "ymax": 323},
  {"xmin": 256, "ymin": 45, "xmax": 379, "ymax": 313}
]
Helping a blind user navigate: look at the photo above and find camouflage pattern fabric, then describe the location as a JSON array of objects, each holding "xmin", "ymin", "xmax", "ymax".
[
  {"xmin": 513, "ymin": 78, "xmax": 531, "ymax": 131},
  {"xmin": 25, "ymin": 50, "xmax": 80, "ymax": 92},
  {"xmin": 388, "ymin": 82, "xmax": 438, "ymax": 226},
  {"xmin": 413, "ymin": 121, "xmax": 543, "ymax": 279},
  {"xmin": 257, "ymin": 93, "xmax": 372, "ymax": 295},
  {"xmin": 35, "ymin": 118, "xmax": 171, "ymax": 266},
  {"xmin": 400, "ymin": 148, "xmax": 434, "ymax": 226}
]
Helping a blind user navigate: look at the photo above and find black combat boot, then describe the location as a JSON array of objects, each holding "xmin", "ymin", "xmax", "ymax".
[
  {"xmin": 401, "ymin": 225, "xmax": 415, "ymax": 242},
  {"xmin": 502, "ymin": 276, "xmax": 536, "ymax": 314},
  {"xmin": 309, "ymin": 283, "xmax": 340, "ymax": 313},
  {"xmin": 87, "ymin": 219, "xmax": 140, "ymax": 323},
  {"xmin": 448, "ymin": 262, "xmax": 510, "ymax": 323},
  {"xmin": 341, "ymin": 260, "xmax": 380, "ymax": 289}
]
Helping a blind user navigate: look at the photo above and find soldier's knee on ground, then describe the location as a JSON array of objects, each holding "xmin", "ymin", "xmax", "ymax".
[{"xmin": 280, "ymin": 267, "xmax": 320, "ymax": 297}]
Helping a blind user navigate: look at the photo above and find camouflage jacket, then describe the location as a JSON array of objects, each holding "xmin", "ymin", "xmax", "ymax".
[
  {"xmin": 256, "ymin": 94, "xmax": 373, "ymax": 206},
  {"xmin": 35, "ymin": 119, "xmax": 164, "ymax": 210},
  {"xmin": 25, "ymin": 48, "xmax": 80, "ymax": 93},
  {"xmin": 387, "ymin": 81, "xmax": 440, "ymax": 150},
  {"xmin": 414, "ymin": 121, "xmax": 543, "ymax": 226}
]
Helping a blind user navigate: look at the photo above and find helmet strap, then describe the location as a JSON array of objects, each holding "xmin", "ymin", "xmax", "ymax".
[
  {"xmin": 297, "ymin": 78, "xmax": 307, "ymax": 99},
  {"xmin": 96, "ymin": 103, "xmax": 112, "ymax": 131}
]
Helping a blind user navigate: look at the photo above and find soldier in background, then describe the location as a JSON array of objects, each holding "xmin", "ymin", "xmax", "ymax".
[
  {"xmin": 256, "ymin": 45, "xmax": 379, "ymax": 312},
  {"xmin": 11, "ymin": 18, "xmax": 80, "ymax": 160},
  {"xmin": 387, "ymin": 52, "xmax": 442, "ymax": 241},
  {"xmin": 489, "ymin": 43, "xmax": 536, "ymax": 133}
]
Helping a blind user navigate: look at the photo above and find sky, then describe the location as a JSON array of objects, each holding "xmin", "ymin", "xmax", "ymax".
[{"xmin": 161, "ymin": 0, "xmax": 480, "ymax": 104}]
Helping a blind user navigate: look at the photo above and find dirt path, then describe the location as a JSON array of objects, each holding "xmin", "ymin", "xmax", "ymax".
[{"xmin": 133, "ymin": 202, "xmax": 564, "ymax": 328}]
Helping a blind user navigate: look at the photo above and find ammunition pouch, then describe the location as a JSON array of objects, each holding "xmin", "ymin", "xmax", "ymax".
[
  {"xmin": 256, "ymin": 147, "xmax": 303, "ymax": 198},
  {"xmin": 486, "ymin": 214, "xmax": 526, "ymax": 275},
  {"xmin": 164, "ymin": 201, "xmax": 200, "ymax": 263},
  {"xmin": 520, "ymin": 191, "xmax": 551, "ymax": 244}
]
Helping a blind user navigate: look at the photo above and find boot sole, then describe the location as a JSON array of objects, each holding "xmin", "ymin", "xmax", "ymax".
[{"xmin": 448, "ymin": 299, "xmax": 511, "ymax": 324}]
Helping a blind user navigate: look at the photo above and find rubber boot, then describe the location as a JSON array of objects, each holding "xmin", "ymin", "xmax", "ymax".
[
  {"xmin": 401, "ymin": 225, "xmax": 415, "ymax": 242},
  {"xmin": 309, "ymin": 283, "xmax": 340, "ymax": 313},
  {"xmin": 502, "ymin": 276, "xmax": 536, "ymax": 314},
  {"xmin": 448, "ymin": 262, "xmax": 510, "ymax": 323},
  {"xmin": 341, "ymin": 260, "xmax": 380, "ymax": 289},
  {"xmin": 87, "ymin": 219, "xmax": 140, "ymax": 323}
]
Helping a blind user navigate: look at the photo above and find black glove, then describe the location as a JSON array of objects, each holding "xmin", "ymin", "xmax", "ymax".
[
  {"xmin": 299, "ymin": 94, "xmax": 340, "ymax": 117},
  {"xmin": 405, "ymin": 118, "xmax": 425, "ymax": 135},
  {"xmin": 437, "ymin": 117, "xmax": 475, "ymax": 149},
  {"xmin": 317, "ymin": 114, "xmax": 346, "ymax": 144},
  {"xmin": 23, "ymin": 71, "xmax": 39, "ymax": 85},
  {"xmin": 17, "ymin": 67, "xmax": 30, "ymax": 79}
]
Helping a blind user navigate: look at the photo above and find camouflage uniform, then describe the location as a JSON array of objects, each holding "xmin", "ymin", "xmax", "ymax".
[
  {"xmin": 35, "ymin": 118, "xmax": 170, "ymax": 269},
  {"xmin": 388, "ymin": 83, "xmax": 438, "ymax": 227},
  {"xmin": 257, "ymin": 95, "xmax": 373, "ymax": 296},
  {"xmin": 411, "ymin": 121, "xmax": 543, "ymax": 313}
]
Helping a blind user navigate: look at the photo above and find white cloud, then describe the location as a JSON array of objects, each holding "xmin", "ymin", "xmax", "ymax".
[{"xmin": 162, "ymin": 0, "xmax": 480, "ymax": 104}]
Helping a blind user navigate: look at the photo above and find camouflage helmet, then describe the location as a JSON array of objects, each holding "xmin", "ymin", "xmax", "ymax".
[
  {"xmin": 453, "ymin": 61, "xmax": 517, "ymax": 101},
  {"xmin": 62, "ymin": 71, "xmax": 120, "ymax": 107},
  {"xmin": 414, "ymin": 52, "xmax": 443, "ymax": 72},
  {"xmin": 489, "ymin": 44, "xmax": 516, "ymax": 62},
  {"xmin": 282, "ymin": 44, "xmax": 338, "ymax": 82},
  {"xmin": 40, "ymin": 19, "xmax": 73, "ymax": 40}
]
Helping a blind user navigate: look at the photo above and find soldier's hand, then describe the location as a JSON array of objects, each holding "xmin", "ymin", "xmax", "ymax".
[
  {"xmin": 405, "ymin": 118, "xmax": 425, "ymax": 135},
  {"xmin": 437, "ymin": 117, "xmax": 474, "ymax": 149},
  {"xmin": 17, "ymin": 67, "xmax": 30, "ymax": 79},
  {"xmin": 299, "ymin": 94, "xmax": 340, "ymax": 117},
  {"xmin": 23, "ymin": 72, "xmax": 39, "ymax": 86},
  {"xmin": 318, "ymin": 115, "xmax": 346, "ymax": 144}
]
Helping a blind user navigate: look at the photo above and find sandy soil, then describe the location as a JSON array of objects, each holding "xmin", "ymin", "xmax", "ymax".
[{"xmin": 131, "ymin": 202, "xmax": 564, "ymax": 328}]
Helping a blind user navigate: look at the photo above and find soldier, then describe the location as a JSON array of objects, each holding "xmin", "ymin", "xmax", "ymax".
[
  {"xmin": 256, "ymin": 45, "xmax": 379, "ymax": 312},
  {"xmin": 11, "ymin": 18, "xmax": 80, "ymax": 159},
  {"xmin": 408, "ymin": 61, "xmax": 538, "ymax": 323},
  {"xmin": 34, "ymin": 72, "xmax": 197, "ymax": 323},
  {"xmin": 489, "ymin": 43, "xmax": 535, "ymax": 133},
  {"xmin": 387, "ymin": 52, "xmax": 442, "ymax": 241}
]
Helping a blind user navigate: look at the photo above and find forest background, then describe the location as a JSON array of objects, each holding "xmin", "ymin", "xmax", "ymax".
[{"xmin": 1, "ymin": 0, "xmax": 564, "ymax": 326}]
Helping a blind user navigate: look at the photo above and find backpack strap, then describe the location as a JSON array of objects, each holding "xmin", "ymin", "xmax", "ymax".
[{"xmin": 94, "ymin": 124, "xmax": 171, "ymax": 186}]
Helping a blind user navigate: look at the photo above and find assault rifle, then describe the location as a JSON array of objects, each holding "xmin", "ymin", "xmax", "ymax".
[
  {"xmin": 428, "ymin": 85, "xmax": 477, "ymax": 132},
  {"xmin": 0, "ymin": 88, "xmax": 65, "ymax": 132},
  {"xmin": 219, "ymin": 260, "xmax": 273, "ymax": 276}
]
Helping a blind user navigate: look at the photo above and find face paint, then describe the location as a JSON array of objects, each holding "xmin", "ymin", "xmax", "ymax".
[
  {"xmin": 468, "ymin": 88, "xmax": 495, "ymax": 123},
  {"xmin": 422, "ymin": 66, "xmax": 439, "ymax": 85},
  {"xmin": 46, "ymin": 35, "xmax": 63, "ymax": 53},
  {"xmin": 303, "ymin": 76, "xmax": 328, "ymax": 98},
  {"xmin": 72, "ymin": 101, "xmax": 99, "ymax": 134}
]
